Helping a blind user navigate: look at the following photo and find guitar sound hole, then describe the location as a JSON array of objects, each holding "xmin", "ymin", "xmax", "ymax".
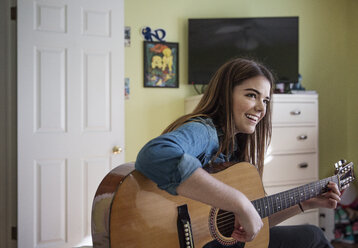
[{"xmin": 216, "ymin": 209, "xmax": 235, "ymax": 237}]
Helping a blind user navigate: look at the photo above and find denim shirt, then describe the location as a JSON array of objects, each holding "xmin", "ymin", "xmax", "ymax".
[{"xmin": 135, "ymin": 117, "xmax": 231, "ymax": 195}]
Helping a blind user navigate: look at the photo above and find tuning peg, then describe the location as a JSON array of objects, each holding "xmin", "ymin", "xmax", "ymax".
[
  {"xmin": 335, "ymin": 161, "xmax": 342, "ymax": 169},
  {"xmin": 342, "ymin": 184, "xmax": 350, "ymax": 190},
  {"xmin": 335, "ymin": 159, "xmax": 347, "ymax": 169},
  {"xmin": 339, "ymin": 159, "xmax": 347, "ymax": 165}
]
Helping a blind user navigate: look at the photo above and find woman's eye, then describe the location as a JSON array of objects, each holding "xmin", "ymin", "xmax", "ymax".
[{"xmin": 247, "ymin": 93, "xmax": 256, "ymax": 98}]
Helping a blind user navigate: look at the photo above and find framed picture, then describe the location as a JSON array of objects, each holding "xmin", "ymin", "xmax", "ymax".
[{"xmin": 143, "ymin": 41, "xmax": 179, "ymax": 88}]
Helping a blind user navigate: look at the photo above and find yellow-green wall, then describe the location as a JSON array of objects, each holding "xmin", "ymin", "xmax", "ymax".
[
  {"xmin": 347, "ymin": 0, "xmax": 358, "ymax": 170},
  {"xmin": 124, "ymin": 0, "xmax": 358, "ymax": 179}
]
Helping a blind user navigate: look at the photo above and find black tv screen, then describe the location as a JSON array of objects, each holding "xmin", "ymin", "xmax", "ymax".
[{"xmin": 188, "ymin": 17, "xmax": 299, "ymax": 84}]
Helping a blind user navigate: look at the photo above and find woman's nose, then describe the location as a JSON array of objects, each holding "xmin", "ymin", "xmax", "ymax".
[{"xmin": 255, "ymin": 100, "xmax": 265, "ymax": 112}]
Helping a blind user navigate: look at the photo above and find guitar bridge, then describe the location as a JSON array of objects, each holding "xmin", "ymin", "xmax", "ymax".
[{"xmin": 177, "ymin": 204, "xmax": 195, "ymax": 248}]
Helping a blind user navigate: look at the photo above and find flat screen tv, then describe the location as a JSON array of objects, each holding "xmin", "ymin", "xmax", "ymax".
[{"xmin": 188, "ymin": 17, "xmax": 299, "ymax": 85}]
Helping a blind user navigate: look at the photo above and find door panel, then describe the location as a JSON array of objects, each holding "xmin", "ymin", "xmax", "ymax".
[{"xmin": 35, "ymin": 47, "xmax": 67, "ymax": 133}]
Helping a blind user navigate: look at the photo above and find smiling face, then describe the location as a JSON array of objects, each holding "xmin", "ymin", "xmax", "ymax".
[{"xmin": 232, "ymin": 76, "xmax": 271, "ymax": 134}]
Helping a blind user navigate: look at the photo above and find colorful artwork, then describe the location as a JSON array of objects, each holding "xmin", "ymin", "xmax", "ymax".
[{"xmin": 143, "ymin": 41, "xmax": 178, "ymax": 88}]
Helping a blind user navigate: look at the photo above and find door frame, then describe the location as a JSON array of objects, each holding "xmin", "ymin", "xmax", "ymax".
[{"xmin": 0, "ymin": 0, "xmax": 17, "ymax": 247}]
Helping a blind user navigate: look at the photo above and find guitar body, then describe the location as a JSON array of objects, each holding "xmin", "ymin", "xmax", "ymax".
[
  {"xmin": 92, "ymin": 162, "xmax": 269, "ymax": 248},
  {"xmin": 92, "ymin": 159, "xmax": 354, "ymax": 247}
]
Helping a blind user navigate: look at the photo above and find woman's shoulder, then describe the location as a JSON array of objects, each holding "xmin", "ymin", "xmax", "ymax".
[
  {"xmin": 186, "ymin": 116, "xmax": 216, "ymax": 129},
  {"xmin": 172, "ymin": 117, "xmax": 218, "ymax": 140}
]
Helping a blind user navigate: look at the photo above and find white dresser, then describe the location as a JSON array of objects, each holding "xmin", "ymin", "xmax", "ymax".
[
  {"xmin": 184, "ymin": 93, "xmax": 320, "ymax": 226},
  {"xmin": 263, "ymin": 93, "xmax": 319, "ymax": 226}
]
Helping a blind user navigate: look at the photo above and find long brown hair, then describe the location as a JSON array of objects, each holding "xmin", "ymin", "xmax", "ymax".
[{"xmin": 163, "ymin": 58, "xmax": 274, "ymax": 178}]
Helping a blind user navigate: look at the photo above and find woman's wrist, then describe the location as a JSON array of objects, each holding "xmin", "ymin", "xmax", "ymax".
[{"xmin": 300, "ymin": 201, "xmax": 311, "ymax": 212}]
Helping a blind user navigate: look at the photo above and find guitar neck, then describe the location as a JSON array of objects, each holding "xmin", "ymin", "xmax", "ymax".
[{"xmin": 252, "ymin": 175, "xmax": 339, "ymax": 218}]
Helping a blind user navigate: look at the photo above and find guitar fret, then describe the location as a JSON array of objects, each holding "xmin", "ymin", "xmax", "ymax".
[
  {"xmin": 254, "ymin": 198, "xmax": 262, "ymax": 218},
  {"xmin": 252, "ymin": 200, "xmax": 257, "ymax": 213},
  {"xmin": 298, "ymin": 185, "xmax": 303, "ymax": 202},
  {"xmin": 318, "ymin": 181, "xmax": 322, "ymax": 193},
  {"xmin": 265, "ymin": 197, "xmax": 270, "ymax": 217},
  {"xmin": 288, "ymin": 189, "xmax": 294, "ymax": 207},
  {"xmin": 293, "ymin": 189, "xmax": 298, "ymax": 204},
  {"xmin": 307, "ymin": 183, "xmax": 312, "ymax": 199},
  {"xmin": 257, "ymin": 200, "xmax": 261, "ymax": 216},
  {"xmin": 314, "ymin": 181, "xmax": 318, "ymax": 195},
  {"xmin": 304, "ymin": 184, "xmax": 309, "ymax": 201},
  {"xmin": 279, "ymin": 192, "xmax": 285, "ymax": 211},
  {"xmin": 268, "ymin": 196, "xmax": 273, "ymax": 216},
  {"xmin": 268, "ymin": 197, "xmax": 273, "ymax": 216},
  {"xmin": 312, "ymin": 182, "xmax": 316, "ymax": 197},
  {"xmin": 262, "ymin": 198, "xmax": 266, "ymax": 217},
  {"xmin": 263, "ymin": 197, "xmax": 269, "ymax": 217},
  {"xmin": 255, "ymin": 198, "xmax": 261, "ymax": 217},
  {"xmin": 259, "ymin": 198, "xmax": 264, "ymax": 218},
  {"xmin": 274, "ymin": 194, "xmax": 279, "ymax": 213},
  {"xmin": 266, "ymin": 197, "xmax": 270, "ymax": 217},
  {"xmin": 252, "ymin": 200, "xmax": 260, "ymax": 217}
]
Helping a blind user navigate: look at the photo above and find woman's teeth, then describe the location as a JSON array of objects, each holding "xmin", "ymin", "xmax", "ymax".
[{"xmin": 246, "ymin": 114, "xmax": 258, "ymax": 121}]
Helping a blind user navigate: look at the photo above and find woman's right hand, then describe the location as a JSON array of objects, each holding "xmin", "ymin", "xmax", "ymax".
[
  {"xmin": 231, "ymin": 200, "xmax": 263, "ymax": 242},
  {"xmin": 176, "ymin": 168, "xmax": 263, "ymax": 242}
]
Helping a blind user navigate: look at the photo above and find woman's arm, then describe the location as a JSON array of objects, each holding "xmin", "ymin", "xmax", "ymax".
[
  {"xmin": 177, "ymin": 167, "xmax": 263, "ymax": 242},
  {"xmin": 268, "ymin": 181, "xmax": 341, "ymax": 227},
  {"xmin": 136, "ymin": 120, "xmax": 264, "ymax": 242},
  {"xmin": 268, "ymin": 205, "xmax": 303, "ymax": 227}
]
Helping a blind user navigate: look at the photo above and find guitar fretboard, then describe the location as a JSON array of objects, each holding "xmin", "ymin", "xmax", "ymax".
[{"xmin": 252, "ymin": 175, "xmax": 338, "ymax": 218}]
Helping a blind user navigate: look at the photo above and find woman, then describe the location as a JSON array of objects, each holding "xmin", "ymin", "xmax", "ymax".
[{"xmin": 135, "ymin": 58, "xmax": 340, "ymax": 247}]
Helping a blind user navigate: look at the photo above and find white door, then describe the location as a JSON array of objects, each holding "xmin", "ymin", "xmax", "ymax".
[{"xmin": 17, "ymin": 0, "xmax": 125, "ymax": 247}]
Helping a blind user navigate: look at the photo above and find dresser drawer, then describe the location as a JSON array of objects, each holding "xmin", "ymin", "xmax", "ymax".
[
  {"xmin": 263, "ymin": 153, "xmax": 318, "ymax": 185},
  {"xmin": 272, "ymin": 100, "xmax": 317, "ymax": 125},
  {"xmin": 270, "ymin": 126, "xmax": 317, "ymax": 154}
]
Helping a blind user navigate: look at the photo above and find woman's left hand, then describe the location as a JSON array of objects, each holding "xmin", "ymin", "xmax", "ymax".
[{"xmin": 302, "ymin": 181, "xmax": 341, "ymax": 210}]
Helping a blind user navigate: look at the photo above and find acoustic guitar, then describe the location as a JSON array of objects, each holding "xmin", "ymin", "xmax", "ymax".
[{"xmin": 91, "ymin": 160, "xmax": 354, "ymax": 248}]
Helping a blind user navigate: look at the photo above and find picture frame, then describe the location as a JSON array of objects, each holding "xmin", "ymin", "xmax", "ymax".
[{"xmin": 143, "ymin": 41, "xmax": 179, "ymax": 88}]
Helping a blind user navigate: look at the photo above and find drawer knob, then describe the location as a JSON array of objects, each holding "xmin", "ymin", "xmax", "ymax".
[
  {"xmin": 298, "ymin": 163, "xmax": 309, "ymax": 168},
  {"xmin": 290, "ymin": 110, "xmax": 301, "ymax": 115},
  {"xmin": 298, "ymin": 135, "xmax": 308, "ymax": 140}
]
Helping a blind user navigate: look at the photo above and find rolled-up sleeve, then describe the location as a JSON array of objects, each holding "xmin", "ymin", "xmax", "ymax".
[{"xmin": 135, "ymin": 121, "xmax": 216, "ymax": 195}]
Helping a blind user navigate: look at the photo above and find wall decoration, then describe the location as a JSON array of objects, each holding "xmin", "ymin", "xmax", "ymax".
[
  {"xmin": 124, "ymin": 77, "xmax": 130, "ymax": 99},
  {"xmin": 142, "ymin": 27, "xmax": 166, "ymax": 42},
  {"xmin": 143, "ymin": 41, "xmax": 178, "ymax": 88},
  {"xmin": 124, "ymin": 26, "xmax": 131, "ymax": 47}
]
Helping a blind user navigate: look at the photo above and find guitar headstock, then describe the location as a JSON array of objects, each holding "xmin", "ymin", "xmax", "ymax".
[{"xmin": 335, "ymin": 160, "xmax": 355, "ymax": 190}]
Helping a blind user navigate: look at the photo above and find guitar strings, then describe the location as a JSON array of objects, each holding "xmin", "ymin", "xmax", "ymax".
[{"xmin": 252, "ymin": 176, "xmax": 337, "ymax": 217}]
